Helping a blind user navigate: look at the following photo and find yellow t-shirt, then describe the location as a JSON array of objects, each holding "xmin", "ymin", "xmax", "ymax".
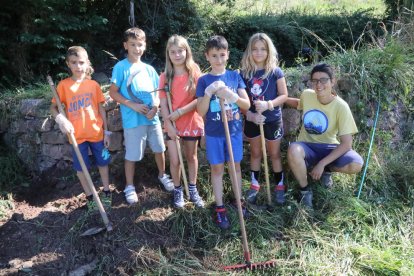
[
  {"xmin": 297, "ymin": 89, "xmax": 358, "ymax": 144},
  {"xmin": 52, "ymin": 78, "xmax": 105, "ymax": 144}
]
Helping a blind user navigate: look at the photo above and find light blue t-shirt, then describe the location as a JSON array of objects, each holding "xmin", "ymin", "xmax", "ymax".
[
  {"xmin": 195, "ymin": 70, "xmax": 246, "ymax": 137},
  {"xmin": 111, "ymin": 58, "xmax": 160, "ymax": 128}
]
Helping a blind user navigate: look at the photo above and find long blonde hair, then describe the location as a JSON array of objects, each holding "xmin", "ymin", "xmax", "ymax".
[
  {"xmin": 66, "ymin": 46, "xmax": 94, "ymax": 79},
  {"xmin": 164, "ymin": 35, "xmax": 200, "ymax": 96},
  {"xmin": 240, "ymin": 33, "xmax": 278, "ymax": 80}
]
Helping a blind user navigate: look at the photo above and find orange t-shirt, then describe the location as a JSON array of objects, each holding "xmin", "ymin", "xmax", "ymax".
[
  {"xmin": 159, "ymin": 73, "xmax": 204, "ymax": 137},
  {"xmin": 52, "ymin": 78, "xmax": 105, "ymax": 144}
]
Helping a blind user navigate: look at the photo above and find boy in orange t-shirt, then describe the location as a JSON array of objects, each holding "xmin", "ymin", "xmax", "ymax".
[{"xmin": 50, "ymin": 46, "xmax": 112, "ymax": 210}]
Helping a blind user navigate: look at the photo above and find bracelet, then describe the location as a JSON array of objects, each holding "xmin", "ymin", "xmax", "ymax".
[
  {"xmin": 104, "ymin": 130, "xmax": 112, "ymax": 136},
  {"xmin": 267, "ymin": 100, "xmax": 274, "ymax": 111},
  {"xmin": 177, "ymin": 108, "xmax": 183, "ymax": 116}
]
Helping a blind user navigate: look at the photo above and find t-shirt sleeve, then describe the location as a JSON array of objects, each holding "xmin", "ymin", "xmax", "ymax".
[
  {"xmin": 274, "ymin": 67, "xmax": 285, "ymax": 80},
  {"xmin": 337, "ymin": 102, "xmax": 358, "ymax": 136},
  {"xmin": 158, "ymin": 73, "xmax": 167, "ymax": 99},
  {"xmin": 110, "ymin": 62, "xmax": 124, "ymax": 88},
  {"xmin": 196, "ymin": 77, "xmax": 206, "ymax": 98}
]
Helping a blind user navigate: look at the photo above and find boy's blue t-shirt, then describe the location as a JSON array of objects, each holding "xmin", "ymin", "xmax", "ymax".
[
  {"xmin": 241, "ymin": 67, "xmax": 284, "ymax": 122},
  {"xmin": 111, "ymin": 58, "xmax": 160, "ymax": 129},
  {"xmin": 196, "ymin": 70, "xmax": 246, "ymax": 137}
]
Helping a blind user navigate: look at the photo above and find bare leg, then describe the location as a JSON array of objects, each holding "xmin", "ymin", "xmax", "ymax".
[
  {"xmin": 98, "ymin": 165, "xmax": 110, "ymax": 191},
  {"xmin": 125, "ymin": 159, "xmax": 135, "ymax": 186},
  {"xmin": 211, "ymin": 163, "xmax": 225, "ymax": 206},
  {"xmin": 183, "ymin": 139, "xmax": 198, "ymax": 184},
  {"xmin": 287, "ymin": 143, "xmax": 308, "ymax": 188},
  {"xmin": 154, "ymin": 152, "xmax": 166, "ymax": 178},
  {"xmin": 267, "ymin": 139, "xmax": 283, "ymax": 173},
  {"xmin": 166, "ymin": 140, "xmax": 181, "ymax": 187},
  {"xmin": 248, "ymin": 137, "xmax": 262, "ymax": 171},
  {"xmin": 77, "ymin": 171, "xmax": 93, "ymax": 196},
  {"xmin": 332, "ymin": 162, "xmax": 363, "ymax": 174}
]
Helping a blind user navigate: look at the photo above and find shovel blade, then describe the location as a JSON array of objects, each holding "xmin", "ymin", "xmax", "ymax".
[{"xmin": 80, "ymin": 227, "xmax": 105, "ymax": 237}]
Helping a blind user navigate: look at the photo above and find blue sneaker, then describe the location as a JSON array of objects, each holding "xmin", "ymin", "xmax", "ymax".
[
  {"xmin": 214, "ymin": 207, "xmax": 230, "ymax": 229},
  {"xmin": 274, "ymin": 185, "xmax": 286, "ymax": 205},
  {"xmin": 300, "ymin": 190, "xmax": 313, "ymax": 209},
  {"xmin": 189, "ymin": 186, "xmax": 205, "ymax": 208},
  {"xmin": 321, "ymin": 172, "xmax": 333, "ymax": 189},
  {"xmin": 173, "ymin": 187, "xmax": 184, "ymax": 208}
]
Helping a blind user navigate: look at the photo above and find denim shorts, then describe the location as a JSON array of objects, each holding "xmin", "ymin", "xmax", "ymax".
[
  {"xmin": 205, "ymin": 132, "xmax": 243, "ymax": 165},
  {"xmin": 72, "ymin": 140, "xmax": 111, "ymax": 171},
  {"xmin": 291, "ymin": 142, "xmax": 364, "ymax": 169}
]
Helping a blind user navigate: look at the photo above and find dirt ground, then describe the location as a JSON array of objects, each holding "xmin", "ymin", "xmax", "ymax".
[{"xmin": 0, "ymin": 154, "xmax": 191, "ymax": 275}]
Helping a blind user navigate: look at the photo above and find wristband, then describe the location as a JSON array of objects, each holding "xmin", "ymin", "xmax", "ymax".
[
  {"xmin": 267, "ymin": 100, "xmax": 274, "ymax": 111},
  {"xmin": 104, "ymin": 130, "xmax": 112, "ymax": 136},
  {"xmin": 177, "ymin": 108, "xmax": 183, "ymax": 116}
]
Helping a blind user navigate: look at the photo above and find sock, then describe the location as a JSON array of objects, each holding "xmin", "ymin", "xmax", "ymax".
[
  {"xmin": 174, "ymin": 185, "xmax": 182, "ymax": 190},
  {"xmin": 103, "ymin": 189, "xmax": 111, "ymax": 197},
  {"xmin": 273, "ymin": 171, "xmax": 284, "ymax": 186},
  {"xmin": 86, "ymin": 194, "xmax": 93, "ymax": 201},
  {"xmin": 300, "ymin": 186, "xmax": 310, "ymax": 192},
  {"xmin": 215, "ymin": 204, "xmax": 225, "ymax": 211},
  {"xmin": 189, "ymin": 183, "xmax": 197, "ymax": 191},
  {"xmin": 250, "ymin": 170, "xmax": 260, "ymax": 189}
]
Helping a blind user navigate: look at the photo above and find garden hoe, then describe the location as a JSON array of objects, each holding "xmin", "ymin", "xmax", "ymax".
[
  {"xmin": 259, "ymin": 116, "xmax": 274, "ymax": 211},
  {"xmin": 47, "ymin": 76, "xmax": 113, "ymax": 236},
  {"xmin": 164, "ymin": 82, "xmax": 190, "ymax": 198},
  {"xmin": 219, "ymin": 98, "xmax": 276, "ymax": 271}
]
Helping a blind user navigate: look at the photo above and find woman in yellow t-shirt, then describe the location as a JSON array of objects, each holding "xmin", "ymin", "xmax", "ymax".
[{"xmin": 286, "ymin": 63, "xmax": 363, "ymax": 208}]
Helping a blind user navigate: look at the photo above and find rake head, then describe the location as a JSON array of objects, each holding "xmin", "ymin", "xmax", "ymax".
[{"xmin": 223, "ymin": 259, "xmax": 276, "ymax": 271}]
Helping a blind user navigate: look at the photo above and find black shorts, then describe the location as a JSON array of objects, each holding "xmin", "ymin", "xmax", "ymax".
[
  {"xmin": 164, "ymin": 135, "xmax": 201, "ymax": 142},
  {"xmin": 244, "ymin": 119, "xmax": 284, "ymax": 141}
]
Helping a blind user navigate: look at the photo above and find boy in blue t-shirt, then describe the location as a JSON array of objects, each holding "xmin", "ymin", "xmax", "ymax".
[
  {"xmin": 196, "ymin": 35, "xmax": 250, "ymax": 229},
  {"xmin": 109, "ymin": 27, "xmax": 173, "ymax": 204}
]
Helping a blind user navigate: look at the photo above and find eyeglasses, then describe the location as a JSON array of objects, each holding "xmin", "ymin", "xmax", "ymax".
[{"xmin": 310, "ymin": 78, "xmax": 330, "ymax": 85}]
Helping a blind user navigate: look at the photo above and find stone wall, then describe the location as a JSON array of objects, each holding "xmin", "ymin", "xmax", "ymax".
[{"xmin": 0, "ymin": 78, "xmax": 410, "ymax": 174}]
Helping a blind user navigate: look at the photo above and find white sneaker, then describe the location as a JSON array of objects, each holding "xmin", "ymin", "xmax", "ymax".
[
  {"xmin": 124, "ymin": 185, "xmax": 138, "ymax": 204},
  {"xmin": 158, "ymin": 174, "xmax": 174, "ymax": 192}
]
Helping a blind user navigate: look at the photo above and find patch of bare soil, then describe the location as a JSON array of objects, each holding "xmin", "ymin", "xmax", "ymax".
[{"xmin": 0, "ymin": 156, "xmax": 185, "ymax": 275}]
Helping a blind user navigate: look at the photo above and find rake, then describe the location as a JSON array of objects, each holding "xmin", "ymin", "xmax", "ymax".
[
  {"xmin": 219, "ymin": 98, "xmax": 276, "ymax": 271},
  {"xmin": 47, "ymin": 76, "xmax": 113, "ymax": 236}
]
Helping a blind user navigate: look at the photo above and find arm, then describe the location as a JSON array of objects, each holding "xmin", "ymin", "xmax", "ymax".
[
  {"xmin": 309, "ymin": 134, "xmax": 353, "ymax": 180},
  {"xmin": 109, "ymin": 83, "xmax": 149, "ymax": 115},
  {"xmin": 270, "ymin": 77, "xmax": 288, "ymax": 108},
  {"xmin": 168, "ymin": 99, "xmax": 197, "ymax": 122},
  {"xmin": 285, "ymin": 97, "xmax": 300, "ymax": 108},
  {"xmin": 196, "ymin": 95, "xmax": 211, "ymax": 117},
  {"xmin": 98, "ymin": 103, "xmax": 111, "ymax": 148},
  {"xmin": 236, "ymin": 88, "xmax": 251, "ymax": 112}
]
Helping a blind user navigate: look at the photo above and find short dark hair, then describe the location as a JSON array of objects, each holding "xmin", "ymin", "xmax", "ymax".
[
  {"xmin": 310, "ymin": 63, "xmax": 334, "ymax": 79},
  {"xmin": 205, "ymin": 35, "xmax": 228, "ymax": 53},
  {"xmin": 124, "ymin": 27, "xmax": 146, "ymax": 42}
]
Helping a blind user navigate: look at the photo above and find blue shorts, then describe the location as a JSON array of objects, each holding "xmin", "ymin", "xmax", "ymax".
[
  {"xmin": 291, "ymin": 142, "xmax": 364, "ymax": 169},
  {"xmin": 72, "ymin": 140, "xmax": 111, "ymax": 172},
  {"xmin": 205, "ymin": 133, "xmax": 243, "ymax": 165}
]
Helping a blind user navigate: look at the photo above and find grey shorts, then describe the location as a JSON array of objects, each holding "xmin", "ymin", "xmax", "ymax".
[{"xmin": 124, "ymin": 124, "xmax": 165, "ymax": 161}]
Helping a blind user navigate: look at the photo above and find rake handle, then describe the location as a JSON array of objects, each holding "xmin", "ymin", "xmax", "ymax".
[
  {"xmin": 259, "ymin": 121, "xmax": 272, "ymax": 205},
  {"xmin": 219, "ymin": 98, "xmax": 251, "ymax": 263},
  {"xmin": 47, "ymin": 76, "xmax": 112, "ymax": 232},
  {"xmin": 165, "ymin": 87, "xmax": 190, "ymax": 198}
]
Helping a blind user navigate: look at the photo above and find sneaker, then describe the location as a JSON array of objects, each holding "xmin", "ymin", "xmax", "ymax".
[
  {"xmin": 124, "ymin": 185, "xmax": 138, "ymax": 204},
  {"xmin": 100, "ymin": 190, "xmax": 112, "ymax": 210},
  {"xmin": 321, "ymin": 172, "xmax": 333, "ymax": 189},
  {"xmin": 158, "ymin": 174, "xmax": 174, "ymax": 192},
  {"xmin": 173, "ymin": 187, "xmax": 185, "ymax": 208},
  {"xmin": 300, "ymin": 190, "xmax": 313, "ymax": 209},
  {"xmin": 214, "ymin": 207, "xmax": 230, "ymax": 230},
  {"xmin": 274, "ymin": 185, "xmax": 286, "ymax": 205},
  {"xmin": 246, "ymin": 185, "xmax": 260, "ymax": 204},
  {"xmin": 189, "ymin": 187, "xmax": 205, "ymax": 208}
]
